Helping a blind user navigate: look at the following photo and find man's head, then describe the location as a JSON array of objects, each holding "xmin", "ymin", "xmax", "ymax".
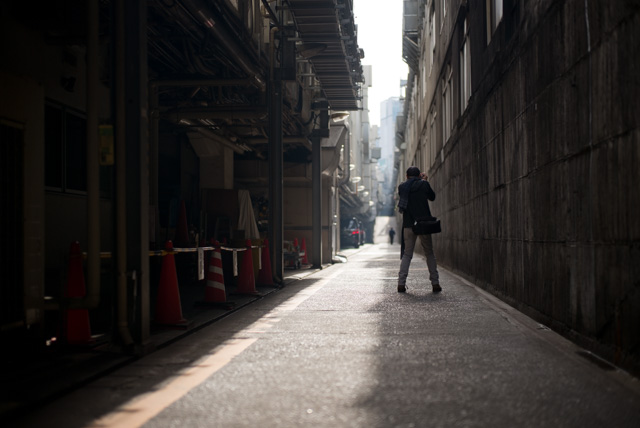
[{"xmin": 406, "ymin": 166, "xmax": 420, "ymax": 178}]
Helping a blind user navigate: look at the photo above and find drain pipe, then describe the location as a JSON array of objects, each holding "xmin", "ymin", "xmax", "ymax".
[
  {"xmin": 114, "ymin": 0, "xmax": 134, "ymax": 345},
  {"xmin": 338, "ymin": 125, "xmax": 351, "ymax": 187},
  {"xmin": 84, "ymin": 0, "xmax": 101, "ymax": 309}
]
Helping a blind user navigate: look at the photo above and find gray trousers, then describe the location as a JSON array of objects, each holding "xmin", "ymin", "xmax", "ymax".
[{"xmin": 398, "ymin": 227, "xmax": 439, "ymax": 286}]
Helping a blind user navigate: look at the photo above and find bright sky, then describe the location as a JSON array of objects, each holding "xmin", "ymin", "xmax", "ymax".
[{"xmin": 353, "ymin": 0, "xmax": 408, "ymax": 126}]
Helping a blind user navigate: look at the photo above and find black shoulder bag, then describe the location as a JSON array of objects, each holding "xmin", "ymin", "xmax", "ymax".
[{"xmin": 412, "ymin": 216, "xmax": 441, "ymax": 235}]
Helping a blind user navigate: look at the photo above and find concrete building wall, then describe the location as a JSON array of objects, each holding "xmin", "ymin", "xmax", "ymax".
[
  {"xmin": 0, "ymin": 73, "xmax": 45, "ymax": 327},
  {"xmin": 403, "ymin": 0, "xmax": 640, "ymax": 373},
  {"xmin": 1, "ymin": 8, "xmax": 112, "ymax": 327}
]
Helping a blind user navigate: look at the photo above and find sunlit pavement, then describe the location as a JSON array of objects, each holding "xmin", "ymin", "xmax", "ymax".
[{"xmin": 12, "ymin": 234, "xmax": 640, "ymax": 427}]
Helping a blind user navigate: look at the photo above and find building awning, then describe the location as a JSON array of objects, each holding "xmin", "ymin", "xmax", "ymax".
[{"xmin": 288, "ymin": 0, "xmax": 364, "ymax": 110}]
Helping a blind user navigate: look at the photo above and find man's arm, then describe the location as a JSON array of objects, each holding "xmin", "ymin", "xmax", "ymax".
[{"xmin": 424, "ymin": 181, "xmax": 436, "ymax": 201}]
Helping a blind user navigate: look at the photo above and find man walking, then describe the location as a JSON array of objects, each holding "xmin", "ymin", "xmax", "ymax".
[
  {"xmin": 388, "ymin": 227, "xmax": 396, "ymax": 245},
  {"xmin": 397, "ymin": 166, "xmax": 441, "ymax": 293}
]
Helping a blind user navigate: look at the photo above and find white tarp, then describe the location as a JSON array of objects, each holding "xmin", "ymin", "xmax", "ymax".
[{"xmin": 237, "ymin": 190, "xmax": 260, "ymax": 239}]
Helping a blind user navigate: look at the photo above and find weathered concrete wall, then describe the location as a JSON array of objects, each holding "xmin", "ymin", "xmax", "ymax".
[{"xmin": 427, "ymin": 1, "xmax": 639, "ymax": 373}]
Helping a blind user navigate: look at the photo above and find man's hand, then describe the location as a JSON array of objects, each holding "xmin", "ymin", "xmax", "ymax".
[{"xmin": 420, "ymin": 172, "xmax": 428, "ymax": 180}]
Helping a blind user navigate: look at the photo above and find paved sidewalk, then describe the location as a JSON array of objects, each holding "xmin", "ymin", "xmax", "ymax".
[
  {"xmin": 9, "ymin": 242, "xmax": 640, "ymax": 428},
  {"xmin": 0, "ymin": 260, "xmax": 319, "ymax": 420}
]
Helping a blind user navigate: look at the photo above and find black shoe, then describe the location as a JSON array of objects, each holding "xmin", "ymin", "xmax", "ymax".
[
  {"xmin": 432, "ymin": 284, "xmax": 442, "ymax": 293},
  {"xmin": 397, "ymin": 284, "xmax": 406, "ymax": 293}
]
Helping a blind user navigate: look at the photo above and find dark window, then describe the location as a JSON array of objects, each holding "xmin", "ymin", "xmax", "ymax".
[
  {"xmin": 504, "ymin": 0, "xmax": 520, "ymax": 41},
  {"xmin": 486, "ymin": 0, "xmax": 503, "ymax": 45},
  {"xmin": 45, "ymin": 105, "xmax": 63, "ymax": 189},
  {"xmin": 65, "ymin": 112, "xmax": 87, "ymax": 191},
  {"xmin": 45, "ymin": 103, "xmax": 88, "ymax": 193}
]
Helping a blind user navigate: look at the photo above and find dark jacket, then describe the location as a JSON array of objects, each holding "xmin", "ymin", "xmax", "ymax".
[
  {"xmin": 400, "ymin": 179, "xmax": 436, "ymax": 228},
  {"xmin": 397, "ymin": 177, "xmax": 418, "ymax": 213}
]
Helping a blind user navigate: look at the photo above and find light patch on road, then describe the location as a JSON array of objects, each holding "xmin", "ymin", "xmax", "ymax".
[{"xmin": 88, "ymin": 270, "xmax": 340, "ymax": 428}]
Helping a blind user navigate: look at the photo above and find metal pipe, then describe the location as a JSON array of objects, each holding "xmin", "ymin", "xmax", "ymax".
[
  {"xmin": 181, "ymin": 119, "xmax": 246, "ymax": 154},
  {"xmin": 312, "ymin": 135, "xmax": 322, "ymax": 268},
  {"xmin": 245, "ymin": 136, "xmax": 312, "ymax": 151},
  {"xmin": 162, "ymin": 108, "xmax": 267, "ymax": 121},
  {"xmin": 268, "ymin": 26, "xmax": 284, "ymax": 284},
  {"xmin": 85, "ymin": 0, "xmax": 101, "ymax": 308},
  {"xmin": 115, "ymin": 0, "xmax": 133, "ymax": 346},
  {"xmin": 150, "ymin": 88, "xmax": 159, "ymax": 245},
  {"xmin": 125, "ymin": 0, "xmax": 151, "ymax": 348},
  {"xmin": 180, "ymin": 0, "xmax": 266, "ymax": 90},
  {"xmin": 152, "ymin": 79, "xmax": 255, "ymax": 87},
  {"xmin": 338, "ymin": 127, "xmax": 351, "ymax": 187}
]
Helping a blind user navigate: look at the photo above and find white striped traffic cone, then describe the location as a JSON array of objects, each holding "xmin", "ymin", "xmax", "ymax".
[{"xmin": 204, "ymin": 241, "xmax": 227, "ymax": 303}]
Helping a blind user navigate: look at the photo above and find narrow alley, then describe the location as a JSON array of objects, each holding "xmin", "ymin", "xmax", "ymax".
[{"xmin": 11, "ymin": 218, "xmax": 640, "ymax": 428}]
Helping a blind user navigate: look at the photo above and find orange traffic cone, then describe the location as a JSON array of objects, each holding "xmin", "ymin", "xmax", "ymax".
[
  {"xmin": 155, "ymin": 241, "xmax": 188, "ymax": 326},
  {"xmin": 257, "ymin": 238, "xmax": 274, "ymax": 286},
  {"xmin": 300, "ymin": 238, "xmax": 309, "ymax": 265},
  {"xmin": 64, "ymin": 241, "xmax": 92, "ymax": 345},
  {"xmin": 236, "ymin": 240, "xmax": 259, "ymax": 295},
  {"xmin": 174, "ymin": 200, "xmax": 189, "ymax": 248}
]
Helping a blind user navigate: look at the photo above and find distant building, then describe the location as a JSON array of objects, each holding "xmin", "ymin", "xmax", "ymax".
[
  {"xmin": 378, "ymin": 95, "xmax": 403, "ymax": 215},
  {"xmin": 339, "ymin": 65, "xmax": 378, "ymax": 247}
]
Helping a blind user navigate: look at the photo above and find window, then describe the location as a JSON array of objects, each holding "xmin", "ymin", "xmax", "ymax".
[
  {"xmin": 486, "ymin": 0, "xmax": 504, "ymax": 44},
  {"xmin": 429, "ymin": 7, "xmax": 436, "ymax": 73},
  {"xmin": 46, "ymin": 103, "xmax": 87, "ymax": 192},
  {"xmin": 441, "ymin": 0, "xmax": 447, "ymax": 27},
  {"xmin": 442, "ymin": 64, "xmax": 452, "ymax": 145},
  {"xmin": 429, "ymin": 109, "xmax": 437, "ymax": 166},
  {"xmin": 460, "ymin": 18, "xmax": 471, "ymax": 111},
  {"xmin": 422, "ymin": 45, "xmax": 427, "ymax": 99},
  {"xmin": 421, "ymin": 130, "xmax": 429, "ymax": 171}
]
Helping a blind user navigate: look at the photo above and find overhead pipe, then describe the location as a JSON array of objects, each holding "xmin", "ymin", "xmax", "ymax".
[
  {"xmin": 180, "ymin": 0, "xmax": 266, "ymax": 90},
  {"xmin": 151, "ymin": 79, "xmax": 255, "ymax": 88},
  {"xmin": 245, "ymin": 136, "xmax": 312, "ymax": 151},
  {"xmin": 179, "ymin": 119, "xmax": 247, "ymax": 154},
  {"xmin": 162, "ymin": 107, "xmax": 268, "ymax": 121}
]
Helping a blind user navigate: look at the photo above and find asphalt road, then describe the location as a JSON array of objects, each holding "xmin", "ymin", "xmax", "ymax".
[{"xmin": 12, "ymin": 241, "xmax": 640, "ymax": 428}]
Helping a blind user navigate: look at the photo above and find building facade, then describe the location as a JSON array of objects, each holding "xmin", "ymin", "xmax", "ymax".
[
  {"xmin": 1, "ymin": 0, "xmax": 364, "ymax": 352},
  {"xmin": 399, "ymin": 0, "xmax": 640, "ymax": 374}
]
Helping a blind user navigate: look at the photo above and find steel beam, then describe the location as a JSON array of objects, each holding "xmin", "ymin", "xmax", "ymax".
[
  {"xmin": 124, "ymin": 0, "xmax": 150, "ymax": 351},
  {"xmin": 312, "ymin": 134, "xmax": 322, "ymax": 268},
  {"xmin": 268, "ymin": 78, "xmax": 284, "ymax": 283}
]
